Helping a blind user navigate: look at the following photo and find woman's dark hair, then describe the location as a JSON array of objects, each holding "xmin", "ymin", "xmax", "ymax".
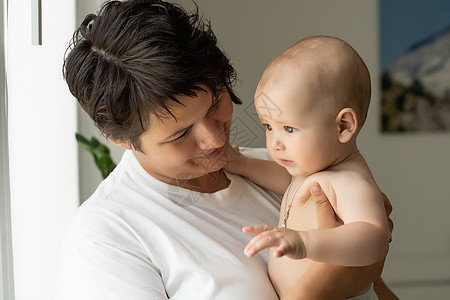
[{"xmin": 63, "ymin": 0, "xmax": 241, "ymax": 151}]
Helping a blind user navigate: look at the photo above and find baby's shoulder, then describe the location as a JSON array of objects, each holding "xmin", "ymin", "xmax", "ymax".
[
  {"xmin": 304, "ymin": 168, "xmax": 356, "ymax": 186},
  {"xmin": 316, "ymin": 163, "xmax": 373, "ymax": 183},
  {"xmin": 304, "ymin": 166, "xmax": 377, "ymax": 200}
]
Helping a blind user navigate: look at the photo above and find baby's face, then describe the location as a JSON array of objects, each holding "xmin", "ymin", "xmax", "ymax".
[{"xmin": 254, "ymin": 62, "xmax": 342, "ymax": 178}]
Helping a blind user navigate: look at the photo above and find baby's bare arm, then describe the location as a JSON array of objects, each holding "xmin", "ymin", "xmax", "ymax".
[
  {"xmin": 282, "ymin": 184, "xmax": 397, "ymax": 299},
  {"xmin": 244, "ymin": 176, "xmax": 390, "ymax": 265},
  {"xmin": 300, "ymin": 174, "xmax": 391, "ymax": 266},
  {"xmin": 225, "ymin": 145, "xmax": 291, "ymax": 194}
]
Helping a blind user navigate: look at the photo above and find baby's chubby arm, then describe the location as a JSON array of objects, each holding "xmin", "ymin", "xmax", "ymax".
[
  {"xmin": 225, "ymin": 145, "xmax": 291, "ymax": 195},
  {"xmin": 244, "ymin": 176, "xmax": 391, "ymax": 266},
  {"xmin": 280, "ymin": 185, "xmax": 396, "ymax": 299},
  {"xmin": 302, "ymin": 175, "xmax": 391, "ymax": 266}
]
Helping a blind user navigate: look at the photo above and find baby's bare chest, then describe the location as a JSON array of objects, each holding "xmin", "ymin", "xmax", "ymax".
[{"xmin": 270, "ymin": 199, "xmax": 318, "ymax": 296}]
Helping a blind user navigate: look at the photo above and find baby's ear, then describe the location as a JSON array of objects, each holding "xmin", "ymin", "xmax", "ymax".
[{"xmin": 335, "ymin": 108, "xmax": 358, "ymax": 143}]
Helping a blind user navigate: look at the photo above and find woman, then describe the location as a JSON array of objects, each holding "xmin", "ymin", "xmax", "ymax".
[{"xmin": 57, "ymin": 0, "xmax": 395, "ymax": 299}]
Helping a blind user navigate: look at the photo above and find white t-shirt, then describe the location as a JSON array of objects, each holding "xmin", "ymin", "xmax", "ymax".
[{"xmin": 55, "ymin": 148, "xmax": 281, "ymax": 300}]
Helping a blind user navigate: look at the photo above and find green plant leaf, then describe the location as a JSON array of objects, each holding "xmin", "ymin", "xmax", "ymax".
[{"xmin": 75, "ymin": 133, "xmax": 117, "ymax": 179}]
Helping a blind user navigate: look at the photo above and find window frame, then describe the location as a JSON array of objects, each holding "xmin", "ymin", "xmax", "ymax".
[{"xmin": 0, "ymin": 0, "xmax": 15, "ymax": 299}]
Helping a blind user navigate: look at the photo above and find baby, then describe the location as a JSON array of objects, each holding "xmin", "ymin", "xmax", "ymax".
[{"xmin": 227, "ymin": 36, "xmax": 391, "ymax": 299}]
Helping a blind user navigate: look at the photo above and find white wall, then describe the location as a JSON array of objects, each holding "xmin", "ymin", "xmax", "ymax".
[
  {"xmin": 7, "ymin": 0, "xmax": 79, "ymax": 299},
  {"xmin": 76, "ymin": 0, "xmax": 450, "ymax": 298}
]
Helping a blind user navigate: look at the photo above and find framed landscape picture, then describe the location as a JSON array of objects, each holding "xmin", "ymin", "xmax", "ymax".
[{"xmin": 380, "ymin": 0, "xmax": 450, "ymax": 132}]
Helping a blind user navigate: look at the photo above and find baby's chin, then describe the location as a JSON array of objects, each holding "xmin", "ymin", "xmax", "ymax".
[{"xmin": 284, "ymin": 166, "xmax": 315, "ymax": 180}]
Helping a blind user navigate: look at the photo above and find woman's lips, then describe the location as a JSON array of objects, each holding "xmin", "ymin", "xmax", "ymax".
[{"xmin": 198, "ymin": 145, "xmax": 226, "ymax": 160}]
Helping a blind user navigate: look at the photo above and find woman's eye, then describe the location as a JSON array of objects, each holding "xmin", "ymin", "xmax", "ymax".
[
  {"xmin": 285, "ymin": 126, "xmax": 296, "ymax": 133},
  {"xmin": 264, "ymin": 124, "xmax": 272, "ymax": 131},
  {"xmin": 171, "ymin": 129, "xmax": 190, "ymax": 143}
]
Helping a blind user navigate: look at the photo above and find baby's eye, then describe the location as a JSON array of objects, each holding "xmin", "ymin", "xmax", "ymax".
[
  {"xmin": 285, "ymin": 126, "xmax": 296, "ymax": 133},
  {"xmin": 264, "ymin": 124, "xmax": 272, "ymax": 131}
]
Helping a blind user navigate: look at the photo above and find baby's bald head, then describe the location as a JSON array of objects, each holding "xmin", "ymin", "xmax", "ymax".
[{"xmin": 258, "ymin": 36, "xmax": 371, "ymax": 128}]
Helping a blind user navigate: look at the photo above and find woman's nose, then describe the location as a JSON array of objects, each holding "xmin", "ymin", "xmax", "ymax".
[{"xmin": 195, "ymin": 120, "xmax": 225, "ymax": 149}]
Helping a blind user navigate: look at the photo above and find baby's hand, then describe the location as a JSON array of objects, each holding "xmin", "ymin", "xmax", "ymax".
[
  {"xmin": 242, "ymin": 225, "xmax": 307, "ymax": 259},
  {"xmin": 224, "ymin": 144, "xmax": 247, "ymax": 174}
]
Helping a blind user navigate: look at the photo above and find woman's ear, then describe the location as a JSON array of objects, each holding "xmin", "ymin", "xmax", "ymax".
[{"xmin": 335, "ymin": 108, "xmax": 358, "ymax": 144}]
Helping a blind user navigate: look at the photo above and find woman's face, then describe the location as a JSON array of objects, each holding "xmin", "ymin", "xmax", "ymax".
[{"xmin": 132, "ymin": 85, "xmax": 233, "ymax": 184}]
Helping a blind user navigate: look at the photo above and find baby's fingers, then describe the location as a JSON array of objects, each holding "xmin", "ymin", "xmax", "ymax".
[
  {"xmin": 244, "ymin": 233, "xmax": 281, "ymax": 257},
  {"xmin": 242, "ymin": 225, "xmax": 275, "ymax": 235}
]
